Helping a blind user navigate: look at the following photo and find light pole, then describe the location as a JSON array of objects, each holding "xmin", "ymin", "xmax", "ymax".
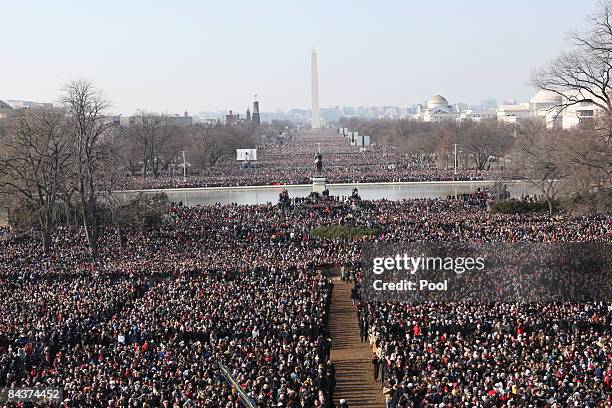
[
  {"xmin": 453, "ymin": 143, "xmax": 458, "ymax": 175},
  {"xmin": 182, "ymin": 151, "xmax": 187, "ymax": 183}
]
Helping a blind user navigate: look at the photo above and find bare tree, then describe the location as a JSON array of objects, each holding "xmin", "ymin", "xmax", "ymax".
[
  {"xmin": 457, "ymin": 121, "xmax": 513, "ymax": 170},
  {"xmin": 125, "ymin": 112, "xmax": 185, "ymax": 177},
  {"xmin": 185, "ymin": 124, "xmax": 256, "ymax": 171},
  {"xmin": 531, "ymin": 0, "xmax": 612, "ymax": 114},
  {"xmin": 187, "ymin": 125, "xmax": 224, "ymax": 170},
  {"xmin": 0, "ymin": 107, "xmax": 71, "ymax": 251},
  {"xmin": 393, "ymin": 119, "xmax": 413, "ymax": 140},
  {"xmin": 531, "ymin": 1, "xmax": 612, "ymax": 211},
  {"xmin": 353, "ymin": 119, "xmax": 441, "ymax": 161},
  {"xmin": 61, "ymin": 79, "xmax": 113, "ymax": 257},
  {"xmin": 512, "ymin": 121, "xmax": 570, "ymax": 216},
  {"xmin": 563, "ymin": 120, "xmax": 612, "ymax": 190},
  {"xmin": 557, "ymin": 119, "xmax": 612, "ymax": 212},
  {"xmin": 127, "ymin": 111, "xmax": 156, "ymax": 178}
]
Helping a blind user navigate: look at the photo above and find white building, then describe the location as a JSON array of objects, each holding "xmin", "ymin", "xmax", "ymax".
[
  {"xmin": 552, "ymin": 89, "xmax": 602, "ymax": 129},
  {"xmin": 497, "ymin": 90, "xmax": 603, "ymax": 129},
  {"xmin": 5, "ymin": 100, "xmax": 53, "ymax": 109},
  {"xmin": 459, "ymin": 109, "xmax": 497, "ymax": 122},
  {"xmin": 528, "ymin": 90, "xmax": 564, "ymax": 128},
  {"xmin": 496, "ymin": 90, "xmax": 564, "ymax": 127},
  {"xmin": 0, "ymin": 99, "xmax": 56, "ymax": 121},
  {"xmin": 496, "ymin": 103, "xmax": 531, "ymax": 124},
  {"xmin": 560, "ymin": 100, "xmax": 599, "ymax": 128},
  {"xmin": 412, "ymin": 90, "xmax": 601, "ymax": 129},
  {"xmin": 415, "ymin": 95, "xmax": 460, "ymax": 122}
]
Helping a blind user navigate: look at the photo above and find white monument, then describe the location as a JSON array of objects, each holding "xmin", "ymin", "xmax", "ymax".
[{"xmin": 311, "ymin": 48, "xmax": 320, "ymax": 129}]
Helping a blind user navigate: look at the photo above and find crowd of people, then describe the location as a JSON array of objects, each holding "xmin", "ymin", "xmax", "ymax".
[
  {"xmin": 363, "ymin": 301, "xmax": 610, "ymax": 407},
  {"xmin": 0, "ymin": 187, "xmax": 609, "ymax": 406},
  {"xmin": 118, "ymin": 130, "xmax": 510, "ymax": 190},
  {"xmin": 1, "ymin": 271, "xmax": 334, "ymax": 407}
]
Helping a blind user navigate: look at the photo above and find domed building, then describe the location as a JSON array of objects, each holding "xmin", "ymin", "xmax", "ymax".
[
  {"xmin": 529, "ymin": 90, "xmax": 563, "ymax": 111},
  {"xmin": 416, "ymin": 94, "xmax": 459, "ymax": 122},
  {"xmin": 497, "ymin": 89, "xmax": 601, "ymax": 129},
  {"xmin": 426, "ymin": 95, "xmax": 449, "ymax": 110},
  {"xmin": 528, "ymin": 90, "xmax": 564, "ymax": 127}
]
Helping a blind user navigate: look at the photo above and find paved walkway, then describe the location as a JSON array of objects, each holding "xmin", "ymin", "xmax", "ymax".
[{"xmin": 330, "ymin": 278, "xmax": 384, "ymax": 407}]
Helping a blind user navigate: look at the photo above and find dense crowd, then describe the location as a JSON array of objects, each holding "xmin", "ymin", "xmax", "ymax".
[
  {"xmin": 0, "ymin": 190, "xmax": 610, "ymax": 406},
  {"xmin": 1, "ymin": 271, "xmax": 334, "ymax": 407},
  {"xmin": 118, "ymin": 130, "xmax": 510, "ymax": 189},
  {"xmin": 362, "ymin": 299, "xmax": 611, "ymax": 407}
]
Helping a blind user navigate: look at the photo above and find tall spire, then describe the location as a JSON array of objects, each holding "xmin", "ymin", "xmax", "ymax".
[
  {"xmin": 311, "ymin": 48, "xmax": 320, "ymax": 129},
  {"xmin": 252, "ymin": 95, "xmax": 260, "ymax": 126}
]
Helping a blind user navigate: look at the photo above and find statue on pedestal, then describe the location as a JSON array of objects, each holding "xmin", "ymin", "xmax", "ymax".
[{"xmin": 314, "ymin": 151, "xmax": 323, "ymax": 175}]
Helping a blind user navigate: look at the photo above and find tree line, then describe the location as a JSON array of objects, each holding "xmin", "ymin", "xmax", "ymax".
[
  {"xmin": 340, "ymin": 112, "xmax": 609, "ymax": 215},
  {"xmin": 0, "ymin": 80, "xmax": 285, "ymax": 255},
  {"xmin": 341, "ymin": 118, "xmax": 514, "ymax": 170},
  {"xmin": 121, "ymin": 114, "xmax": 291, "ymax": 177},
  {"xmin": 0, "ymin": 80, "xmax": 115, "ymax": 254}
]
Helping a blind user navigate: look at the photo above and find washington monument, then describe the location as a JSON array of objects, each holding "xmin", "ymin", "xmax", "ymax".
[{"xmin": 311, "ymin": 48, "xmax": 320, "ymax": 129}]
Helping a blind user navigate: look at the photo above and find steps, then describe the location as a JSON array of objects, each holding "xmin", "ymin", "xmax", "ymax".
[{"xmin": 329, "ymin": 278, "xmax": 384, "ymax": 407}]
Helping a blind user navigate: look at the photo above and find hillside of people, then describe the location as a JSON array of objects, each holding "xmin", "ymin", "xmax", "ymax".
[{"xmin": 0, "ymin": 190, "xmax": 610, "ymax": 406}]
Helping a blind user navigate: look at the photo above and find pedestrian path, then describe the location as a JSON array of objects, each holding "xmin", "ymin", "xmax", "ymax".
[{"xmin": 329, "ymin": 278, "xmax": 385, "ymax": 407}]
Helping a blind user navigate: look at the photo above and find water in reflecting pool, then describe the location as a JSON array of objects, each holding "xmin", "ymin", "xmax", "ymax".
[
  {"xmin": 0, "ymin": 181, "xmax": 534, "ymax": 225},
  {"xmin": 118, "ymin": 181, "xmax": 534, "ymax": 207}
]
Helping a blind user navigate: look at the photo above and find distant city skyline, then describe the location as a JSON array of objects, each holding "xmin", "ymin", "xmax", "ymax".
[
  {"xmin": 0, "ymin": 99, "xmax": 549, "ymax": 123},
  {"xmin": 0, "ymin": 0, "xmax": 598, "ymax": 115}
]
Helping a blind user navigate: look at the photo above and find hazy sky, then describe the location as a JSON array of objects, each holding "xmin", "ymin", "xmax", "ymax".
[{"xmin": 0, "ymin": 0, "xmax": 598, "ymax": 114}]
